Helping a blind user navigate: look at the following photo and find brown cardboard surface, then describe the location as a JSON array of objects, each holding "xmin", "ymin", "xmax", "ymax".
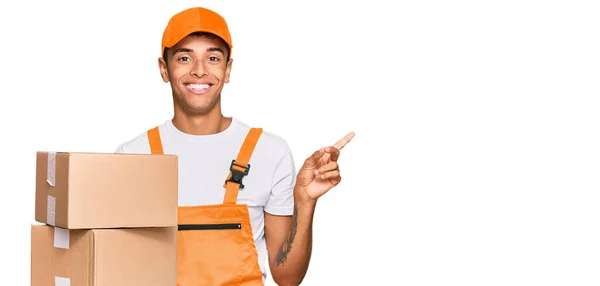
[
  {"xmin": 35, "ymin": 151, "xmax": 178, "ymax": 229},
  {"xmin": 31, "ymin": 224, "xmax": 177, "ymax": 286}
]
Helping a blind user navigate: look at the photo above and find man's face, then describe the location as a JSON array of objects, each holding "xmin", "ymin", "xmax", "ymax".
[{"xmin": 158, "ymin": 34, "xmax": 232, "ymax": 115}]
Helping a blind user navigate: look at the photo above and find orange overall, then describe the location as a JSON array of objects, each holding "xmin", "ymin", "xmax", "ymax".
[{"xmin": 147, "ymin": 126, "xmax": 265, "ymax": 286}]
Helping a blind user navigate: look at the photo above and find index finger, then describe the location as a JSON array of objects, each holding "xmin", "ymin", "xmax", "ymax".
[{"xmin": 332, "ymin": 131, "xmax": 355, "ymax": 150}]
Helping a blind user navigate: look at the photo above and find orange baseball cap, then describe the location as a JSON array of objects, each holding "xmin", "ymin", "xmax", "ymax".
[{"xmin": 161, "ymin": 7, "xmax": 233, "ymax": 56}]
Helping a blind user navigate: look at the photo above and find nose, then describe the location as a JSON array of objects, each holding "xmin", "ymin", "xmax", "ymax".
[{"xmin": 190, "ymin": 60, "xmax": 207, "ymax": 77}]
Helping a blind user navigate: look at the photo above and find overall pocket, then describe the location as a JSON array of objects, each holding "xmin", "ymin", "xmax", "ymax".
[
  {"xmin": 176, "ymin": 204, "xmax": 264, "ymax": 286},
  {"xmin": 177, "ymin": 222, "xmax": 247, "ymax": 286}
]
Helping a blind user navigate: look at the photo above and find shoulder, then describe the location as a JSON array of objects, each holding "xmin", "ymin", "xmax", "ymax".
[
  {"xmin": 260, "ymin": 130, "xmax": 292, "ymax": 156},
  {"xmin": 114, "ymin": 132, "xmax": 150, "ymax": 154},
  {"xmin": 113, "ymin": 123, "xmax": 168, "ymax": 154},
  {"xmin": 234, "ymin": 118, "xmax": 293, "ymax": 159}
]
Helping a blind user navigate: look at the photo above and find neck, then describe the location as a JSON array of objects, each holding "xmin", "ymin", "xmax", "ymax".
[{"xmin": 172, "ymin": 108, "xmax": 232, "ymax": 136}]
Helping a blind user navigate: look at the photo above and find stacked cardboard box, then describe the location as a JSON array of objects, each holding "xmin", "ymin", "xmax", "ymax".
[{"xmin": 31, "ymin": 151, "xmax": 179, "ymax": 286}]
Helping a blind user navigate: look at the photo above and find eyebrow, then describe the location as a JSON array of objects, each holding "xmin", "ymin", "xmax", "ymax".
[
  {"xmin": 172, "ymin": 47, "xmax": 225, "ymax": 55},
  {"xmin": 173, "ymin": 48, "xmax": 193, "ymax": 54},
  {"xmin": 207, "ymin": 47, "xmax": 225, "ymax": 54}
]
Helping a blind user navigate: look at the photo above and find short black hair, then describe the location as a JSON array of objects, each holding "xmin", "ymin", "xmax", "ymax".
[{"xmin": 162, "ymin": 32, "xmax": 231, "ymax": 65}]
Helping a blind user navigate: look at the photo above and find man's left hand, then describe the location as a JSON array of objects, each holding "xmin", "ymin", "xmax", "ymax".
[{"xmin": 295, "ymin": 132, "xmax": 355, "ymax": 204}]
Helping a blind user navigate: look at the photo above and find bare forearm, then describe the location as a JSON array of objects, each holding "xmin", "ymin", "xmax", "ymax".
[{"xmin": 272, "ymin": 194, "xmax": 316, "ymax": 285}]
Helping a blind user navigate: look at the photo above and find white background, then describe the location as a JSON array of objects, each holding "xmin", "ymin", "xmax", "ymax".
[{"xmin": 1, "ymin": 0, "xmax": 600, "ymax": 285}]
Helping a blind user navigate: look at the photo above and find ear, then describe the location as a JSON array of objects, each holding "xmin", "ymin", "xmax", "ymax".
[
  {"xmin": 158, "ymin": 57, "xmax": 169, "ymax": 83},
  {"xmin": 224, "ymin": 58, "xmax": 233, "ymax": 83}
]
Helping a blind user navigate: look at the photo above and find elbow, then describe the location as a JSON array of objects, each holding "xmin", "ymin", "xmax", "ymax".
[
  {"xmin": 272, "ymin": 273, "xmax": 304, "ymax": 286},
  {"xmin": 274, "ymin": 278, "xmax": 303, "ymax": 286}
]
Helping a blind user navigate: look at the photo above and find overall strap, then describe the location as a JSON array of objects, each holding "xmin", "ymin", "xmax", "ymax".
[
  {"xmin": 148, "ymin": 126, "xmax": 164, "ymax": 155},
  {"xmin": 223, "ymin": 127, "xmax": 263, "ymax": 204}
]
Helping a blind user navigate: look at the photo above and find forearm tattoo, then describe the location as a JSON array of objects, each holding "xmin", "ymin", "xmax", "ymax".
[{"xmin": 276, "ymin": 205, "xmax": 299, "ymax": 266}]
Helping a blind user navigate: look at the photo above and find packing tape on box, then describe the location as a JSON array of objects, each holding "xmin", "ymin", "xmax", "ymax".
[
  {"xmin": 53, "ymin": 226, "xmax": 70, "ymax": 249},
  {"xmin": 46, "ymin": 152, "xmax": 57, "ymax": 226},
  {"xmin": 47, "ymin": 195, "xmax": 56, "ymax": 226},
  {"xmin": 47, "ymin": 151, "xmax": 56, "ymax": 186},
  {"xmin": 55, "ymin": 277, "xmax": 70, "ymax": 286}
]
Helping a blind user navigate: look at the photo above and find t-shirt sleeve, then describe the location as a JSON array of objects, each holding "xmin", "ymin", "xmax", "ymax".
[
  {"xmin": 264, "ymin": 141, "xmax": 296, "ymax": 216},
  {"xmin": 114, "ymin": 144, "xmax": 125, "ymax": 153},
  {"xmin": 112, "ymin": 132, "xmax": 151, "ymax": 154}
]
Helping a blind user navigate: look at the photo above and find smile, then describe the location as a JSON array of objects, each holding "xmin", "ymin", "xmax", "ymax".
[{"xmin": 185, "ymin": 83, "xmax": 212, "ymax": 95}]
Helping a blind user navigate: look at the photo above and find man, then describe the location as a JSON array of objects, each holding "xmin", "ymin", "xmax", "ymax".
[{"xmin": 115, "ymin": 7, "xmax": 354, "ymax": 286}]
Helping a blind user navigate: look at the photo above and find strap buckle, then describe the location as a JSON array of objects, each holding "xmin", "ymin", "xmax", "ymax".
[{"xmin": 226, "ymin": 159, "xmax": 251, "ymax": 189}]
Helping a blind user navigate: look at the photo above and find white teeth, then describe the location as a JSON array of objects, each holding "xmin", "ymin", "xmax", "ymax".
[{"xmin": 187, "ymin": 84, "xmax": 210, "ymax": 90}]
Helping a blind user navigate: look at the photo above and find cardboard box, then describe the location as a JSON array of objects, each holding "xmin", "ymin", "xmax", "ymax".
[
  {"xmin": 35, "ymin": 151, "xmax": 178, "ymax": 229},
  {"xmin": 31, "ymin": 224, "xmax": 177, "ymax": 286}
]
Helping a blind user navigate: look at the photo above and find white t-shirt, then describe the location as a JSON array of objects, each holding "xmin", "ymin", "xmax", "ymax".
[{"xmin": 114, "ymin": 117, "xmax": 296, "ymax": 280}]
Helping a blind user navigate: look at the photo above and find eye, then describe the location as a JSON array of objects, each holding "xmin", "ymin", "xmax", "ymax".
[
  {"xmin": 208, "ymin": 56, "xmax": 220, "ymax": 62},
  {"xmin": 178, "ymin": 56, "xmax": 190, "ymax": 62}
]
